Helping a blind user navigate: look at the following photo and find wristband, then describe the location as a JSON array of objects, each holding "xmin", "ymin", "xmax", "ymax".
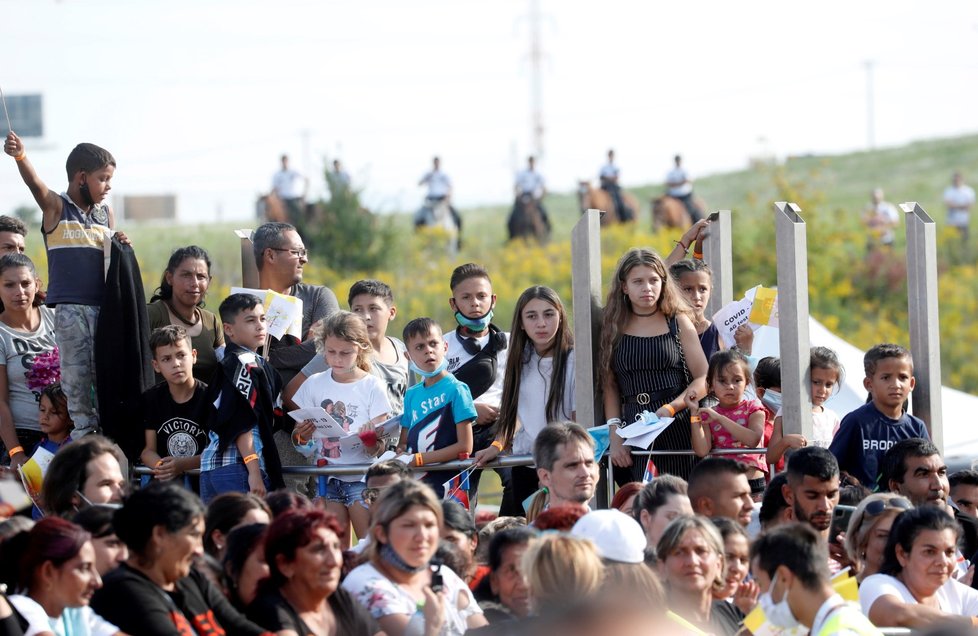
[
  {"xmin": 415, "ymin": 453, "xmax": 424, "ymax": 467},
  {"xmin": 693, "ymin": 250, "xmax": 703, "ymax": 259},
  {"xmin": 7, "ymin": 446, "xmax": 23, "ymax": 458},
  {"xmin": 242, "ymin": 453, "xmax": 259, "ymax": 465},
  {"xmin": 293, "ymin": 431, "xmax": 308, "ymax": 445},
  {"xmin": 662, "ymin": 404, "xmax": 676, "ymax": 417},
  {"xmin": 606, "ymin": 417, "xmax": 623, "ymax": 429},
  {"xmin": 490, "ymin": 440, "xmax": 504, "ymax": 452},
  {"xmin": 689, "ymin": 415, "xmax": 701, "ymax": 424},
  {"xmin": 14, "ymin": 152, "xmax": 26, "ymax": 162}
]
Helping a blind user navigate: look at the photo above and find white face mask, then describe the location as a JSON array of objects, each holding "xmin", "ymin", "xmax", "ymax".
[
  {"xmin": 761, "ymin": 389, "xmax": 782, "ymax": 412},
  {"xmin": 758, "ymin": 572, "xmax": 801, "ymax": 630}
]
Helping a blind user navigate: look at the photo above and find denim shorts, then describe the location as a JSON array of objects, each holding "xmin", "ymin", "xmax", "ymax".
[
  {"xmin": 200, "ymin": 463, "xmax": 269, "ymax": 505},
  {"xmin": 323, "ymin": 478, "xmax": 367, "ymax": 507}
]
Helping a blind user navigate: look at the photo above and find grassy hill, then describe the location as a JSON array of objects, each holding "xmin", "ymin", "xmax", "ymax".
[{"xmin": 18, "ymin": 133, "xmax": 978, "ymax": 394}]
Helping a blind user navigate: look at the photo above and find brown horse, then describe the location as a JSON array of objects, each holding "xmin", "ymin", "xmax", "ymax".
[
  {"xmin": 651, "ymin": 195, "xmax": 694, "ymax": 231},
  {"xmin": 508, "ymin": 195, "xmax": 550, "ymax": 244},
  {"xmin": 577, "ymin": 181, "xmax": 641, "ymax": 225}
]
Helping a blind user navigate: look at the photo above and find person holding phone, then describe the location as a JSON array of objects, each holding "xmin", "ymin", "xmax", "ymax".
[{"xmin": 342, "ymin": 480, "xmax": 487, "ymax": 636}]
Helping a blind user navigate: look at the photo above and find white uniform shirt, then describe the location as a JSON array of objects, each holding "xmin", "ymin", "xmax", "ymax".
[
  {"xmin": 666, "ymin": 167, "xmax": 693, "ymax": 196},
  {"xmin": 599, "ymin": 162, "xmax": 619, "ymax": 181},
  {"xmin": 944, "ymin": 184, "xmax": 976, "ymax": 227},
  {"xmin": 421, "ymin": 169, "xmax": 452, "ymax": 198},
  {"xmin": 515, "ymin": 169, "xmax": 545, "ymax": 198},
  {"xmin": 272, "ymin": 168, "xmax": 305, "ymax": 199}
]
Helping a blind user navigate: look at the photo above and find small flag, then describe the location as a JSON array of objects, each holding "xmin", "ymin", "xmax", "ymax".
[
  {"xmin": 443, "ymin": 467, "xmax": 473, "ymax": 510},
  {"xmin": 642, "ymin": 457, "xmax": 658, "ymax": 483}
]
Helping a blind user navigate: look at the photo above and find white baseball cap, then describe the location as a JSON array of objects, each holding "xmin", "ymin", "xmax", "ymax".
[{"xmin": 570, "ymin": 509, "xmax": 647, "ymax": 564}]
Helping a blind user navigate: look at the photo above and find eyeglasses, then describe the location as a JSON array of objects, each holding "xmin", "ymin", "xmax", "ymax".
[
  {"xmin": 864, "ymin": 497, "xmax": 913, "ymax": 517},
  {"xmin": 270, "ymin": 247, "xmax": 308, "ymax": 259}
]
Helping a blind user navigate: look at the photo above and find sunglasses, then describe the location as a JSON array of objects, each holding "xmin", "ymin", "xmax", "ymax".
[{"xmin": 864, "ymin": 497, "xmax": 912, "ymax": 517}]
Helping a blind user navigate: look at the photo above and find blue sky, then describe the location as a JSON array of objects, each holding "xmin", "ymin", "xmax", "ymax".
[{"xmin": 2, "ymin": 0, "xmax": 977, "ymax": 221}]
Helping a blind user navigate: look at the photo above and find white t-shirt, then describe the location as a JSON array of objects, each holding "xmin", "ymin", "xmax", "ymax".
[
  {"xmin": 0, "ymin": 306, "xmax": 56, "ymax": 432},
  {"xmin": 515, "ymin": 169, "xmax": 545, "ymax": 198},
  {"xmin": 342, "ymin": 562, "xmax": 481, "ymax": 636},
  {"xmin": 444, "ymin": 328, "xmax": 509, "ymax": 409},
  {"xmin": 811, "ymin": 407, "xmax": 841, "ymax": 448},
  {"xmin": 292, "ymin": 370, "xmax": 391, "ymax": 480},
  {"xmin": 421, "ymin": 170, "xmax": 452, "ymax": 198},
  {"xmin": 512, "ymin": 348, "xmax": 576, "ymax": 455},
  {"xmin": 272, "ymin": 168, "xmax": 305, "ymax": 199},
  {"xmin": 666, "ymin": 167, "xmax": 693, "ymax": 197},
  {"xmin": 944, "ymin": 184, "xmax": 976, "ymax": 227},
  {"xmin": 859, "ymin": 573, "xmax": 978, "ymax": 617},
  {"xmin": 10, "ymin": 594, "xmax": 118, "ymax": 636}
]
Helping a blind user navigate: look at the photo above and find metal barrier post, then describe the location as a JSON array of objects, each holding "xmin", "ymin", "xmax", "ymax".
[
  {"xmin": 902, "ymin": 202, "xmax": 943, "ymax": 453},
  {"xmin": 572, "ymin": 209, "xmax": 611, "ymax": 507},
  {"xmin": 704, "ymin": 210, "xmax": 733, "ymax": 318},
  {"xmin": 235, "ymin": 229, "xmax": 259, "ymax": 288},
  {"xmin": 775, "ymin": 202, "xmax": 813, "ymax": 440}
]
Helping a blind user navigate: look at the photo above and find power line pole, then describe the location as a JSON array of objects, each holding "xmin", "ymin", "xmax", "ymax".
[
  {"xmin": 528, "ymin": 0, "xmax": 544, "ymax": 160},
  {"xmin": 865, "ymin": 60, "xmax": 876, "ymax": 150}
]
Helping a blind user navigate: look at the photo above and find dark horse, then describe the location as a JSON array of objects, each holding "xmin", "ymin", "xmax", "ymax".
[{"xmin": 508, "ymin": 194, "xmax": 550, "ymax": 243}]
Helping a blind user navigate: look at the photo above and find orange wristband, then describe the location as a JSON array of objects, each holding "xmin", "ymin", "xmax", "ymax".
[
  {"xmin": 490, "ymin": 440, "xmax": 504, "ymax": 452},
  {"xmin": 415, "ymin": 453, "xmax": 424, "ymax": 467},
  {"xmin": 7, "ymin": 446, "xmax": 23, "ymax": 458},
  {"xmin": 242, "ymin": 453, "xmax": 259, "ymax": 465},
  {"xmin": 689, "ymin": 415, "xmax": 701, "ymax": 424},
  {"xmin": 663, "ymin": 404, "xmax": 676, "ymax": 417},
  {"xmin": 14, "ymin": 152, "xmax": 26, "ymax": 162}
]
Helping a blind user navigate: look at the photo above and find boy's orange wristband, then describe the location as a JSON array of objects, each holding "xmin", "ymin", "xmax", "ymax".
[
  {"xmin": 243, "ymin": 453, "xmax": 259, "ymax": 465},
  {"xmin": 7, "ymin": 446, "xmax": 23, "ymax": 458},
  {"xmin": 14, "ymin": 152, "xmax": 26, "ymax": 162}
]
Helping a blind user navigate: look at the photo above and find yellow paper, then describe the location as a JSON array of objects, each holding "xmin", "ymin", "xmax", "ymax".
[
  {"xmin": 749, "ymin": 286, "xmax": 778, "ymax": 326},
  {"xmin": 831, "ymin": 570, "xmax": 859, "ymax": 602}
]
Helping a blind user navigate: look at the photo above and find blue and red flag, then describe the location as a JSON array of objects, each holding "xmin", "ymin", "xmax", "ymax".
[
  {"xmin": 443, "ymin": 467, "xmax": 473, "ymax": 510},
  {"xmin": 642, "ymin": 457, "xmax": 658, "ymax": 483}
]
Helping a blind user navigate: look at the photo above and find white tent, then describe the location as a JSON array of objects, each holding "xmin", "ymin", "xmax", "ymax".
[{"xmin": 752, "ymin": 318, "xmax": 978, "ymax": 468}]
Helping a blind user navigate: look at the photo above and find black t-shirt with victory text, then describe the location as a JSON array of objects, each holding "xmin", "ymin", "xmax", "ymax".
[{"xmin": 142, "ymin": 380, "xmax": 210, "ymax": 462}]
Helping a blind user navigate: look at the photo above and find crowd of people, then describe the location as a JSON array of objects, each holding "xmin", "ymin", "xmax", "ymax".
[{"xmin": 0, "ymin": 130, "xmax": 975, "ymax": 635}]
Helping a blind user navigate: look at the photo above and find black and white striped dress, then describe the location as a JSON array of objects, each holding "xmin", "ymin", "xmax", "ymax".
[{"xmin": 612, "ymin": 317, "xmax": 696, "ymax": 482}]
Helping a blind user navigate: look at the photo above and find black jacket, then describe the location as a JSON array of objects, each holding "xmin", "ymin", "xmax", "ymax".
[{"xmin": 95, "ymin": 237, "xmax": 154, "ymax": 460}]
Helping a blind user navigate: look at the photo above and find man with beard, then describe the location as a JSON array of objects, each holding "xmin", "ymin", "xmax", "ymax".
[
  {"xmin": 688, "ymin": 457, "xmax": 754, "ymax": 528},
  {"xmin": 781, "ymin": 447, "xmax": 843, "ymax": 571},
  {"xmin": 534, "ymin": 422, "xmax": 599, "ymax": 512},
  {"xmin": 880, "ymin": 438, "xmax": 978, "ymax": 561}
]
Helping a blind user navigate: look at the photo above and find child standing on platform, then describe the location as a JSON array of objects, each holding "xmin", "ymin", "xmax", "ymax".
[
  {"xmin": 767, "ymin": 346, "xmax": 845, "ymax": 467},
  {"xmin": 397, "ymin": 318, "xmax": 476, "ymax": 497},
  {"xmin": 4, "ymin": 132, "xmax": 129, "ymax": 438},
  {"xmin": 474, "ymin": 286, "xmax": 575, "ymax": 516},
  {"xmin": 688, "ymin": 349, "xmax": 767, "ymax": 496},
  {"xmin": 291, "ymin": 311, "xmax": 389, "ymax": 546}
]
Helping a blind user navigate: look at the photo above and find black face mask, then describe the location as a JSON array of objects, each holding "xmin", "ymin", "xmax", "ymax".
[{"xmin": 79, "ymin": 178, "xmax": 95, "ymax": 207}]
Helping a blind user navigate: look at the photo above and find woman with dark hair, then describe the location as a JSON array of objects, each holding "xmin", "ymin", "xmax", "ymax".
[
  {"xmin": 265, "ymin": 489, "xmax": 312, "ymax": 518},
  {"xmin": 147, "ymin": 245, "xmax": 223, "ymax": 382},
  {"xmin": 205, "ymin": 492, "xmax": 272, "ymax": 561},
  {"xmin": 223, "ymin": 523, "xmax": 268, "ymax": 611},
  {"xmin": 90, "ymin": 481, "xmax": 269, "ymax": 636},
  {"xmin": 2, "ymin": 517, "xmax": 122, "ymax": 635},
  {"xmin": 73, "ymin": 504, "xmax": 129, "ymax": 577},
  {"xmin": 859, "ymin": 506, "xmax": 978, "ymax": 629},
  {"xmin": 0, "ymin": 253, "xmax": 56, "ymax": 470},
  {"xmin": 473, "ymin": 286, "xmax": 575, "ymax": 516},
  {"xmin": 248, "ymin": 508, "xmax": 381, "ymax": 635},
  {"xmin": 342, "ymin": 480, "xmax": 487, "ymax": 635},
  {"xmin": 41, "ymin": 435, "xmax": 126, "ymax": 518},
  {"xmin": 631, "ymin": 475, "xmax": 692, "ymax": 550}
]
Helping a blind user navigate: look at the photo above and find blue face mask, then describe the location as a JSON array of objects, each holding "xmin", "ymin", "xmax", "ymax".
[
  {"xmin": 454, "ymin": 307, "xmax": 494, "ymax": 332},
  {"xmin": 761, "ymin": 389, "xmax": 782, "ymax": 412},
  {"xmin": 410, "ymin": 358, "xmax": 449, "ymax": 379}
]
